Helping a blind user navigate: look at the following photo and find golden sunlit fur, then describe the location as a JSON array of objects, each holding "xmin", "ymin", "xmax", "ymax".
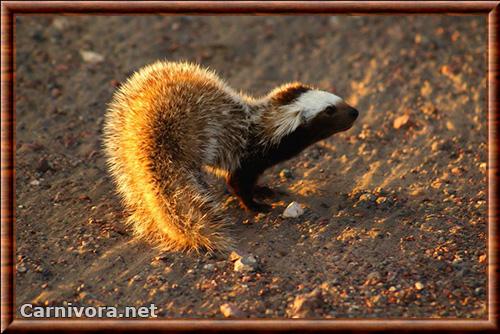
[
  {"xmin": 103, "ymin": 61, "xmax": 355, "ymax": 253},
  {"xmin": 103, "ymin": 62, "xmax": 244, "ymax": 252}
]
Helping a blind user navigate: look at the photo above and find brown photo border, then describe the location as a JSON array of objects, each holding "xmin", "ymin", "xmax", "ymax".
[{"xmin": 1, "ymin": 1, "xmax": 498, "ymax": 332}]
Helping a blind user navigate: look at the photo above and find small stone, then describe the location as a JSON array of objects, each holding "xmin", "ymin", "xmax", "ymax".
[
  {"xmin": 479, "ymin": 162, "xmax": 487, "ymax": 171},
  {"xmin": 282, "ymin": 201, "xmax": 304, "ymax": 218},
  {"xmin": 220, "ymin": 303, "xmax": 245, "ymax": 318},
  {"xmin": 287, "ymin": 288, "xmax": 323, "ymax": 318},
  {"xmin": 373, "ymin": 187, "xmax": 387, "ymax": 196},
  {"xmin": 30, "ymin": 179, "xmax": 41, "ymax": 186},
  {"xmin": 229, "ymin": 250, "xmax": 243, "ymax": 262},
  {"xmin": 17, "ymin": 264, "xmax": 27, "ymax": 273},
  {"xmin": 359, "ymin": 193, "xmax": 376, "ymax": 202},
  {"xmin": 431, "ymin": 141, "xmax": 440, "ymax": 152},
  {"xmin": 241, "ymin": 275, "xmax": 252, "ymax": 283},
  {"xmin": 415, "ymin": 282, "xmax": 424, "ymax": 290},
  {"xmin": 356, "ymin": 193, "xmax": 377, "ymax": 208},
  {"xmin": 474, "ymin": 287, "xmax": 485, "ymax": 296},
  {"xmin": 431, "ymin": 179, "xmax": 442, "ymax": 189},
  {"xmin": 202, "ymin": 263, "xmax": 215, "ymax": 271},
  {"xmin": 441, "ymin": 65, "xmax": 453, "ymax": 76},
  {"xmin": 234, "ymin": 255, "xmax": 257, "ymax": 273},
  {"xmin": 409, "ymin": 188, "xmax": 423, "ymax": 198},
  {"xmin": 36, "ymin": 157, "xmax": 52, "ymax": 173},
  {"xmin": 78, "ymin": 195, "xmax": 91, "ymax": 202},
  {"xmin": 80, "ymin": 50, "xmax": 104, "ymax": 63},
  {"xmin": 479, "ymin": 254, "xmax": 487, "ymax": 263},
  {"xmin": 421, "ymin": 103, "xmax": 437, "ymax": 116},
  {"xmin": 393, "ymin": 114, "xmax": 410, "ymax": 129}
]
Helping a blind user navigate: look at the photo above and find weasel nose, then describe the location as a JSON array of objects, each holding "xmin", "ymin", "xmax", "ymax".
[{"xmin": 349, "ymin": 108, "xmax": 359, "ymax": 119}]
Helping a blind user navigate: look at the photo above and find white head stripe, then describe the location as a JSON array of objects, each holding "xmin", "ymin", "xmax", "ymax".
[
  {"xmin": 288, "ymin": 90, "xmax": 343, "ymax": 120},
  {"xmin": 265, "ymin": 90, "xmax": 344, "ymax": 145}
]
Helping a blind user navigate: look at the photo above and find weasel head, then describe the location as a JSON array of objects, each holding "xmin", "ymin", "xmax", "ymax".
[{"xmin": 262, "ymin": 83, "xmax": 359, "ymax": 145}]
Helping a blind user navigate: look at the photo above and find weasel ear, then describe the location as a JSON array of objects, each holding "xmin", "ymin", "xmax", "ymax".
[{"xmin": 271, "ymin": 83, "xmax": 311, "ymax": 106}]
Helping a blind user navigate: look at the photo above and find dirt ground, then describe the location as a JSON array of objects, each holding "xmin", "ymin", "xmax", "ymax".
[{"xmin": 15, "ymin": 15, "xmax": 487, "ymax": 319}]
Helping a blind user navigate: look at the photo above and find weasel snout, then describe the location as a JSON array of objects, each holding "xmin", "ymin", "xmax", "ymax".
[{"xmin": 348, "ymin": 107, "xmax": 359, "ymax": 119}]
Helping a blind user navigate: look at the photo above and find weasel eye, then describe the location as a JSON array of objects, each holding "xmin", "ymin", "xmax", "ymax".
[{"xmin": 325, "ymin": 106, "xmax": 337, "ymax": 115}]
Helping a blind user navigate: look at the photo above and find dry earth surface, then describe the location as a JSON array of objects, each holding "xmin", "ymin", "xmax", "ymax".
[{"xmin": 15, "ymin": 15, "xmax": 487, "ymax": 319}]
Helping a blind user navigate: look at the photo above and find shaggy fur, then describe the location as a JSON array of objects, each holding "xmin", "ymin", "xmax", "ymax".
[{"xmin": 103, "ymin": 61, "xmax": 358, "ymax": 253}]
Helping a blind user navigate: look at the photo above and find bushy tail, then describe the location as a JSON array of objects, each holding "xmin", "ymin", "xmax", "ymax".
[
  {"xmin": 103, "ymin": 95, "xmax": 232, "ymax": 253},
  {"xmin": 123, "ymin": 172, "xmax": 234, "ymax": 253}
]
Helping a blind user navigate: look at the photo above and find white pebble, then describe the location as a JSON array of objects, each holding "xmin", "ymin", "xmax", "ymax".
[
  {"xmin": 283, "ymin": 201, "xmax": 304, "ymax": 218},
  {"xmin": 29, "ymin": 179, "xmax": 40, "ymax": 186},
  {"xmin": 234, "ymin": 255, "xmax": 257, "ymax": 273},
  {"xmin": 80, "ymin": 50, "xmax": 104, "ymax": 63}
]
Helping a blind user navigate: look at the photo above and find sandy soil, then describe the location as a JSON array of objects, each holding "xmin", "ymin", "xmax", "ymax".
[{"xmin": 15, "ymin": 15, "xmax": 487, "ymax": 318}]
